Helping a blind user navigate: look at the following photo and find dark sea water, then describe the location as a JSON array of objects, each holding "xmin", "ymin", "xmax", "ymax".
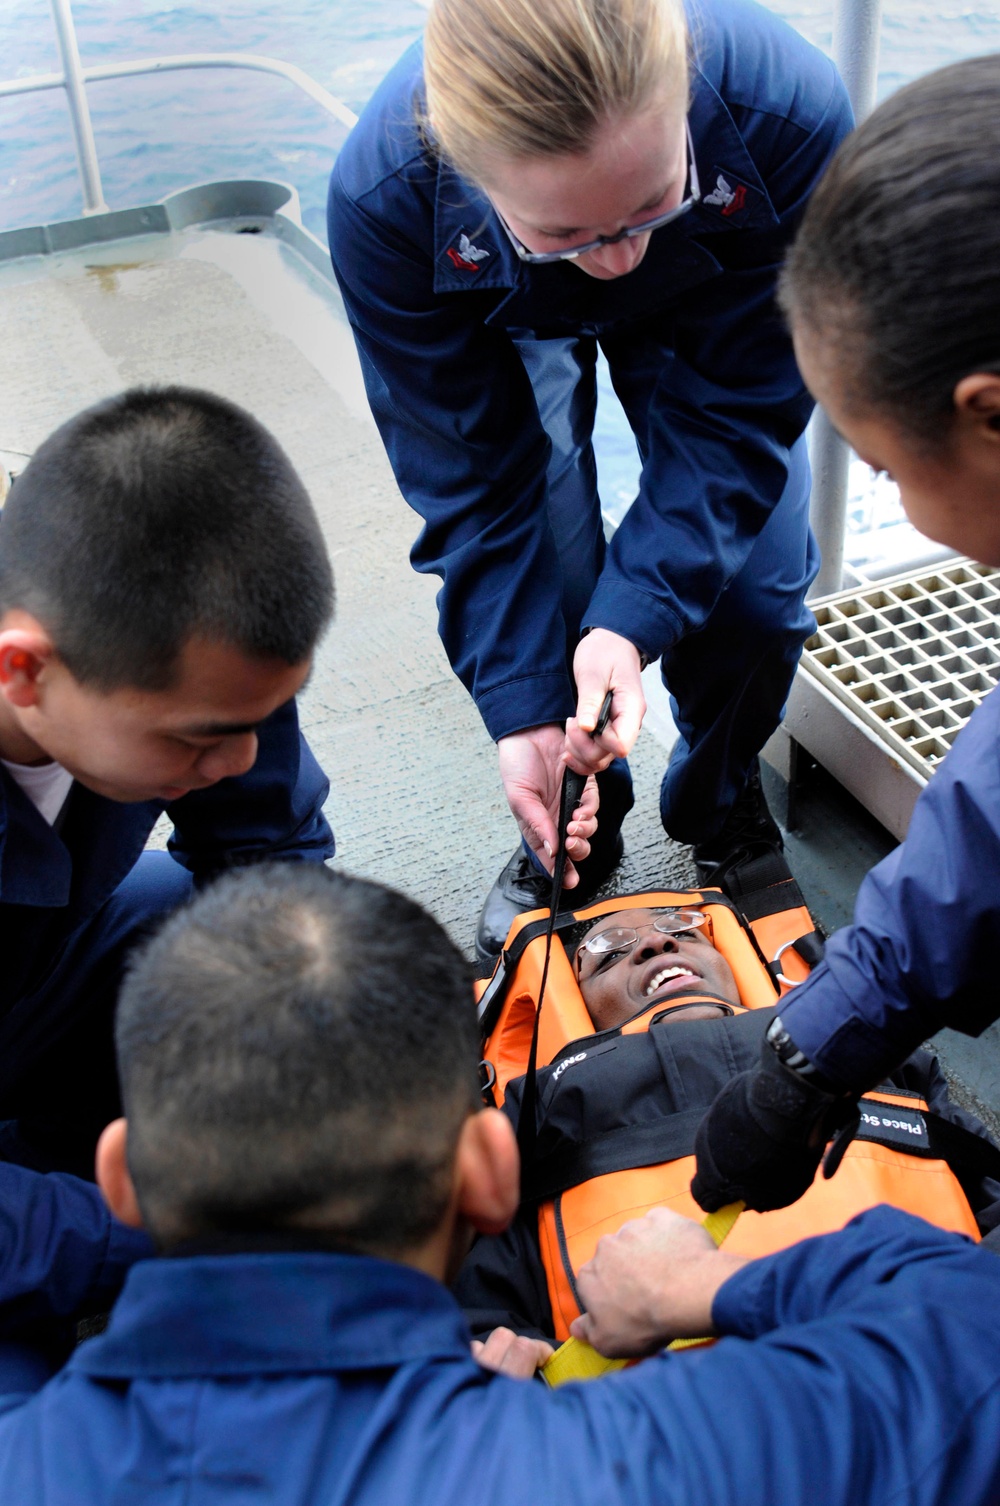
[
  {"xmin": 1, "ymin": 0, "xmax": 428, "ymax": 243},
  {"xmin": 3, "ymin": 0, "xmax": 999, "ymax": 557},
  {"xmin": 5, "ymin": 0, "xmax": 998, "ymax": 245}
]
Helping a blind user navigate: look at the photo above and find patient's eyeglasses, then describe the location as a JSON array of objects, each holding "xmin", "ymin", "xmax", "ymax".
[
  {"xmin": 576, "ymin": 909, "xmax": 708, "ymax": 978},
  {"xmin": 494, "ymin": 119, "xmax": 700, "ymax": 265}
]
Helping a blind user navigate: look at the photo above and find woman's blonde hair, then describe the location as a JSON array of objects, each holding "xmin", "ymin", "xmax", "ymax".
[{"xmin": 424, "ymin": 0, "xmax": 688, "ymax": 182}]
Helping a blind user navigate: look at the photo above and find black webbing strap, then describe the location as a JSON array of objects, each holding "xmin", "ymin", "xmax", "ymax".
[
  {"xmin": 906, "ymin": 1111, "xmax": 1000, "ymax": 1184},
  {"xmin": 515, "ymin": 692, "xmax": 614, "ymax": 1199},
  {"xmin": 520, "ymin": 1096, "xmax": 1000, "ymax": 1207},
  {"xmin": 722, "ymin": 849, "xmax": 807, "ymax": 924},
  {"xmin": 793, "ymin": 931, "xmax": 826, "ymax": 968},
  {"xmin": 515, "ymin": 766, "xmax": 586, "ymax": 1195},
  {"xmin": 709, "ymin": 849, "xmax": 825, "ymax": 988},
  {"xmin": 521, "ymin": 1108, "xmax": 707, "ymax": 1204}
]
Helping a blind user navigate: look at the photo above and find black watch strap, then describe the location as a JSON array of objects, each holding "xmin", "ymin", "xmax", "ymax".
[{"xmin": 766, "ymin": 1016, "xmax": 850, "ymax": 1095}]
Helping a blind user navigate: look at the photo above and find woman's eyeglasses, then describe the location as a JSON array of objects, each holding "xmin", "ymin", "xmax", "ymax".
[{"xmin": 495, "ymin": 119, "xmax": 700, "ymax": 265}]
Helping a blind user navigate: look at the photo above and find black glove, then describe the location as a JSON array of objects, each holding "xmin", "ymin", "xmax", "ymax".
[{"xmin": 691, "ymin": 1021, "xmax": 860, "ymax": 1214}]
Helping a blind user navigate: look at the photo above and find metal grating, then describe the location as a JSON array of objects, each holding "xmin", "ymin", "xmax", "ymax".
[{"xmin": 801, "ymin": 561, "xmax": 1000, "ymax": 782}]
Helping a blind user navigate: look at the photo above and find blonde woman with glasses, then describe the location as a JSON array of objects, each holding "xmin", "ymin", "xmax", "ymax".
[{"xmin": 328, "ymin": 0, "xmax": 852, "ymax": 960}]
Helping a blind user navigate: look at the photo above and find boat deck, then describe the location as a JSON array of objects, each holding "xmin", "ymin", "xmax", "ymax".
[
  {"xmin": 3, "ymin": 184, "xmax": 998, "ymax": 1133},
  {"xmin": 0, "ymin": 185, "xmax": 697, "ymax": 955}
]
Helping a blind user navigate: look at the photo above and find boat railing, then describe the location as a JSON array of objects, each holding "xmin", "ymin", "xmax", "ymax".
[
  {"xmin": 2, "ymin": 0, "xmax": 890, "ymax": 594},
  {"xmin": 809, "ymin": 0, "xmax": 884, "ymax": 595},
  {"xmin": 0, "ymin": 0, "xmax": 357, "ymax": 222}
]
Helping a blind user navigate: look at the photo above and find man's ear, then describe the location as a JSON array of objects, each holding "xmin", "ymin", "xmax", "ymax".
[
  {"xmin": 0, "ymin": 614, "xmax": 55, "ymax": 709},
  {"xmin": 453, "ymin": 1108, "xmax": 520, "ymax": 1236},
  {"xmin": 954, "ymin": 373, "xmax": 1000, "ymax": 440},
  {"xmin": 95, "ymin": 1118, "xmax": 145, "ymax": 1230}
]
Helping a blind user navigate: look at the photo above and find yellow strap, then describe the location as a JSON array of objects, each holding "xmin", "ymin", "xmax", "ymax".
[
  {"xmin": 700, "ymin": 1198, "xmax": 744, "ymax": 1247},
  {"xmin": 541, "ymin": 1201, "xmax": 744, "ymax": 1387},
  {"xmin": 540, "ymin": 1339, "xmax": 629, "ymax": 1388}
]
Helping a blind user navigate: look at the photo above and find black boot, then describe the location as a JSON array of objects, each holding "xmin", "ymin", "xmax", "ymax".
[
  {"xmin": 475, "ymin": 833, "xmax": 625, "ymax": 964},
  {"xmin": 692, "ymin": 758, "xmax": 787, "ymax": 894}
]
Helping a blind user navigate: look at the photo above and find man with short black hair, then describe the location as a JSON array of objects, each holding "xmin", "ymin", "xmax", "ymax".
[
  {"xmin": 0, "ymin": 386, "xmax": 334, "ymax": 1175},
  {"xmin": 110, "ymin": 863, "xmax": 480, "ymax": 1250},
  {"xmin": 0, "ymin": 864, "xmax": 999, "ymax": 1506}
]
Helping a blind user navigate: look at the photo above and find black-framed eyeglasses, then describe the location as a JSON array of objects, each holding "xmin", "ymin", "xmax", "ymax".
[
  {"xmin": 494, "ymin": 119, "xmax": 700, "ymax": 266},
  {"xmin": 575, "ymin": 907, "xmax": 708, "ymax": 978}
]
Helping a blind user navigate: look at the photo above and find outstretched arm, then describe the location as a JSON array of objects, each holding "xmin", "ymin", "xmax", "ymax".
[
  {"xmin": 558, "ymin": 1209, "xmax": 1000, "ymax": 1506},
  {"xmin": 778, "ymin": 688, "xmax": 1000, "ymax": 1084},
  {"xmin": 692, "ymin": 687, "xmax": 1000, "ymax": 1213},
  {"xmin": 497, "ymin": 729, "xmax": 599, "ymax": 884}
]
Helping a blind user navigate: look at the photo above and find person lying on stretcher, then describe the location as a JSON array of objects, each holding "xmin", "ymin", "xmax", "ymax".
[
  {"xmin": 456, "ymin": 907, "xmax": 1000, "ymax": 1378},
  {"xmin": 572, "ymin": 908, "xmax": 741, "ymax": 1030}
]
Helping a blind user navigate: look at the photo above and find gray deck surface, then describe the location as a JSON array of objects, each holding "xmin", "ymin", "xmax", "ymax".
[{"xmin": 0, "ymin": 220, "xmax": 696, "ymax": 960}]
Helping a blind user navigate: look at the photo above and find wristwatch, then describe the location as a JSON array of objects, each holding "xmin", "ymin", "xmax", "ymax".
[{"xmin": 766, "ymin": 1015, "xmax": 849, "ymax": 1095}]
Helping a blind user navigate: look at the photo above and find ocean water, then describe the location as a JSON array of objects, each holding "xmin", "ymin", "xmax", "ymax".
[{"xmin": 3, "ymin": 0, "xmax": 999, "ymax": 567}]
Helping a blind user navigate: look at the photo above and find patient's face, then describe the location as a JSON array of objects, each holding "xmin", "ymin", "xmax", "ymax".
[{"xmin": 575, "ymin": 907, "xmax": 741, "ymax": 1033}]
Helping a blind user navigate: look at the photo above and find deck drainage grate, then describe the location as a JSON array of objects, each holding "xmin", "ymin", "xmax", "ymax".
[{"xmin": 804, "ymin": 562, "xmax": 1000, "ymax": 780}]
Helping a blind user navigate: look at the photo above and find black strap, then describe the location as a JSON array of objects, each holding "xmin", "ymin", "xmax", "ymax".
[
  {"xmin": 935, "ymin": 1117, "xmax": 1000, "ymax": 1181},
  {"xmin": 722, "ymin": 850, "xmax": 806, "ymax": 923},
  {"xmin": 520, "ymin": 1096, "xmax": 1000, "ymax": 1206},
  {"xmin": 793, "ymin": 930, "xmax": 826, "ymax": 967},
  {"xmin": 768, "ymin": 927, "xmax": 827, "ymax": 988},
  {"xmin": 477, "ymin": 913, "xmax": 573, "ymax": 1032},
  {"xmin": 516, "ymin": 693, "xmax": 615, "ymax": 1196},
  {"xmin": 521, "ymin": 1108, "xmax": 707, "ymax": 1204},
  {"xmin": 515, "ymin": 766, "xmax": 586, "ymax": 1192},
  {"xmin": 861, "ymin": 1114, "xmax": 1000, "ymax": 1180}
]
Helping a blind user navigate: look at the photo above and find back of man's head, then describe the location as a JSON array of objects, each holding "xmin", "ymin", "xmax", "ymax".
[
  {"xmin": 0, "ymin": 387, "xmax": 334, "ymax": 689},
  {"xmin": 116, "ymin": 865, "xmax": 479, "ymax": 1250}
]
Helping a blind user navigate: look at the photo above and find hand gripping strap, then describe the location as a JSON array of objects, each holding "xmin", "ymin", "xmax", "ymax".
[
  {"xmin": 516, "ymin": 768, "xmax": 586, "ymax": 1194},
  {"xmin": 540, "ymin": 1201, "xmax": 744, "ymax": 1387}
]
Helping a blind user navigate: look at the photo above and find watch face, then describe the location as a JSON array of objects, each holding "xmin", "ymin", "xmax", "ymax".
[{"xmin": 766, "ymin": 1017, "xmax": 791, "ymax": 1052}]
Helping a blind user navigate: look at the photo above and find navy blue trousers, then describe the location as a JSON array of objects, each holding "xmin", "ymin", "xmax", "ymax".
[
  {"xmin": 517, "ymin": 332, "xmax": 818, "ymax": 851},
  {"xmin": 0, "ymin": 852, "xmax": 193, "ymax": 1179}
]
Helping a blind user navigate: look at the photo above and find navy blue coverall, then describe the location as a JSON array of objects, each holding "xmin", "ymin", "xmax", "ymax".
[
  {"xmin": 0, "ymin": 699, "xmax": 332, "ymax": 1176},
  {"xmin": 779, "ymin": 681, "xmax": 1000, "ymax": 1087},
  {"xmin": 328, "ymin": 0, "xmax": 853, "ymax": 846},
  {"xmin": 0, "ymin": 1176, "xmax": 998, "ymax": 1505}
]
